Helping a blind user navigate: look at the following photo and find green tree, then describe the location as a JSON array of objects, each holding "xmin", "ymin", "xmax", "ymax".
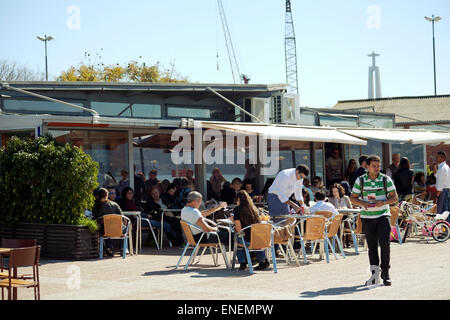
[
  {"xmin": 57, "ymin": 52, "xmax": 188, "ymax": 83},
  {"xmin": 0, "ymin": 136, "xmax": 99, "ymax": 227}
]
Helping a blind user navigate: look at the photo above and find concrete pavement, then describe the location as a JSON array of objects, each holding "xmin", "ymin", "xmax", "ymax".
[{"xmin": 11, "ymin": 236, "xmax": 450, "ymax": 300}]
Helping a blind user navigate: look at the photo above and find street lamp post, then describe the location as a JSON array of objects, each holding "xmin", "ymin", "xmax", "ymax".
[
  {"xmin": 36, "ymin": 35, "xmax": 54, "ymax": 81},
  {"xmin": 424, "ymin": 15, "xmax": 442, "ymax": 96}
]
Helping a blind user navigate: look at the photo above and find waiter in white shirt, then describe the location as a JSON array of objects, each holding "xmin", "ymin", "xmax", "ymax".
[
  {"xmin": 435, "ymin": 151, "xmax": 450, "ymax": 214},
  {"xmin": 267, "ymin": 165, "xmax": 310, "ymax": 220}
]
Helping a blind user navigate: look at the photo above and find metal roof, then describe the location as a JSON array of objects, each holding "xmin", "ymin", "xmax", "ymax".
[{"xmin": 333, "ymin": 95, "xmax": 450, "ymax": 125}]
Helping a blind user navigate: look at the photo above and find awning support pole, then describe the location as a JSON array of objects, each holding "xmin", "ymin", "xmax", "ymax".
[
  {"xmin": 205, "ymin": 86, "xmax": 263, "ymax": 123},
  {"xmin": 1, "ymin": 83, "xmax": 100, "ymax": 123}
]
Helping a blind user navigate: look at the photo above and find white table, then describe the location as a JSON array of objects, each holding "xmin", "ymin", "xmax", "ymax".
[{"xmin": 122, "ymin": 211, "xmax": 142, "ymax": 255}]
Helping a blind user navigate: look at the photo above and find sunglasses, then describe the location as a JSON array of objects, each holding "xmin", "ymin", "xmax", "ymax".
[{"xmin": 109, "ymin": 192, "xmax": 116, "ymax": 195}]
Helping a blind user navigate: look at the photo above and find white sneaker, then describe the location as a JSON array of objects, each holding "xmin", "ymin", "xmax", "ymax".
[{"xmin": 365, "ymin": 265, "xmax": 380, "ymax": 286}]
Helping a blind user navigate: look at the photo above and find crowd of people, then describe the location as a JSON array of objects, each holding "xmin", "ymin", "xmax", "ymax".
[{"xmin": 91, "ymin": 150, "xmax": 445, "ymax": 280}]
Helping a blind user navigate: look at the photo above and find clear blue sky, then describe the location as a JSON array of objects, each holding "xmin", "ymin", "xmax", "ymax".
[{"xmin": 1, "ymin": 0, "xmax": 449, "ymax": 108}]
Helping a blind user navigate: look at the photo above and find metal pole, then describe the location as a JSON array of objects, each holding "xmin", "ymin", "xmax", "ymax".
[
  {"xmin": 432, "ymin": 19, "xmax": 437, "ymax": 96},
  {"xmin": 44, "ymin": 35, "xmax": 48, "ymax": 81}
]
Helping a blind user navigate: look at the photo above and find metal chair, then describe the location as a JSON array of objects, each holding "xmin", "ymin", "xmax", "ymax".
[
  {"xmin": 272, "ymin": 218, "xmax": 299, "ymax": 266},
  {"xmin": 326, "ymin": 214, "xmax": 346, "ymax": 259},
  {"xmin": 390, "ymin": 207, "xmax": 402, "ymax": 245},
  {"xmin": 0, "ymin": 246, "xmax": 41, "ymax": 300},
  {"xmin": 297, "ymin": 216, "xmax": 331, "ymax": 264},
  {"xmin": 341, "ymin": 213, "xmax": 360, "ymax": 254},
  {"xmin": 232, "ymin": 223, "xmax": 277, "ymax": 275},
  {"xmin": 140, "ymin": 218, "xmax": 161, "ymax": 250},
  {"xmin": 99, "ymin": 214, "xmax": 131, "ymax": 259},
  {"xmin": 176, "ymin": 220, "xmax": 230, "ymax": 271}
]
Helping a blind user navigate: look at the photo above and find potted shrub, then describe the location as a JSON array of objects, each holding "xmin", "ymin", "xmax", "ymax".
[{"xmin": 0, "ymin": 136, "xmax": 100, "ymax": 259}]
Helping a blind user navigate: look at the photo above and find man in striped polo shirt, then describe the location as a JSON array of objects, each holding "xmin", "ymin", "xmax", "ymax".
[{"xmin": 350, "ymin": 154, "xmax": 398, "ymax": 286}]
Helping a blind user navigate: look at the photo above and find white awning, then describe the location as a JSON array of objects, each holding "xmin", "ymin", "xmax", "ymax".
[
  {"xmin": 197, "ymin": 121, "xmax": 367, "ymax": 145},
  {"xmin": 339, "ymin": 128, "xmax": 450, "ymax": 145}
]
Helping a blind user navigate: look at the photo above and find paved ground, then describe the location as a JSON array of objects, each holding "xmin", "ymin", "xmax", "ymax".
[{"xmin": 11, "ymin": 236, "xmax": 450, "ymax": 300}]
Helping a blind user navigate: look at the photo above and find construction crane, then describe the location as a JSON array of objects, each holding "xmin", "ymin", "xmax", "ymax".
[
  {"xmin": 217, "ymin": 0, "xmax": 243, "ymax": 84},
  {"xmin": 285, "ymin": 0, "xmax": 299, "ymax": 94}
]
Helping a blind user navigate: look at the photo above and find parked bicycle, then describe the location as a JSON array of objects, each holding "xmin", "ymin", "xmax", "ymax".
[{"xmin": 398, "ymin": 201, "xmax": 450, "ymax": 243}]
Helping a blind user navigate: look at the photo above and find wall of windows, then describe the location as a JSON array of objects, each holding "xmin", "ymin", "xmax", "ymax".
[{"xmin": 48, "ymin": 129, "xmax": 129, "ymax": 188}]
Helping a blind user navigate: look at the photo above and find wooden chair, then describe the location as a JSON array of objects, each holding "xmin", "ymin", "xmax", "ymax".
[
  {"xmin": 0, "ymin": 238, "xmax": 37, "ymax": 280},
  {"xmin": 297, "ymin": 216, "xmax": 331, "ymax": 264},
  {"xmin": 390, "ymin": 207, "xmax": 402, "ymax": 245},
  {"xmin": 176, "ymin": 220, "xmax": 230, "ymax": 271},
  {"xmin": 0, "ymin": 246, "xmax": 41, "ymax": 300},
  {"xmin": 232, "ymin": 223, "xmax": 277, "ymax": 275},
  {"xmin": 326, "ymin": 214, "xmax": 346, "ymax": 259},
  {"xmin": 272, "ymin": 218, "xmax": 299, "ymax": 267},
  {"xmin": 313, "ymin": 210, "xmax": 334, "ymax": 218},
  {"xmin": 99, "ymin": 214, "xmax": 131, "ymax": 259}
]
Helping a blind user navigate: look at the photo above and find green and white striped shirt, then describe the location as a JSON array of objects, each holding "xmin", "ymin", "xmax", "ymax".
[{"xmin": 351, "ymin": 173, "xmax": 396, "ymax": 219}]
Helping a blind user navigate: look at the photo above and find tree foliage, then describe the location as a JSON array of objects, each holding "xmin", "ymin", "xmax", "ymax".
[
  {"xmin": 57, "ymin": 51, "xmax": 188, "ymax": 83},
  {"xmin": 0, "ymin": 136, "xmax": 99, "ymax": 227},
  {"xmin": 0, "ymin": 59, "xmax": 45, "ymax": 81}
]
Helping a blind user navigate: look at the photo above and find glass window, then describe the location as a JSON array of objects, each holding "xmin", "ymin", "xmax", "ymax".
[
  {"xmin": 168, "ymin": 106, "xmax": 211, "ymax": 119},
  {"xmin": 3, "ymin": 99, "xmax": 85, "ymax": 114},
  {"xmin": 295, "ymin": 149, "xmax": 311, "ymax": 169},
  {"xmin": 47, "ymin": 129, "xmax": 129, "ymax": 188},
  {"xmin": 359, "ymin": 116, "xmax": 394, "ymax": 128},
  {"xmin": 299, "ymin": 111, "xmax": 316, "ymax": 126},
  {"xmin": 319, "ymin": 115, "xmax": 358, "ymax": 127},
  {"xmin": 131, "ymin": 104, "xmax": 161, "ymax": 118},
  {"xmin": 90, "ymin": 101, "xmax": 131, "ymax": 117},
  {"xmin": 278, "ymin": 150, "xmax": 294, "ymax": 171},
  {"xmin": 314, "ymin": 143, "xmax": 324, "ymax": 179},
  {"xmin": 362, "ymin": 140, "xmax": 382, "ymax": 158},
  {"xmin": 391, "ymin": 143, "xmax": 425, "ymax": 173},
  {"xmin": 344, "ymin": 144, "xmax": 361, "ymax": 167}
]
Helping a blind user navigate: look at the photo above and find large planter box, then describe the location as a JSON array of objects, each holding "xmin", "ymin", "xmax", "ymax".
[{"xmin": 0, "ymin": 222, "xmax": 99, "ymax": 260}]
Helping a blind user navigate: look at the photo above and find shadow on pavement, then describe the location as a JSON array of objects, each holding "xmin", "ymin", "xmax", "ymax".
[
  {"xmin": 300, "ymin": 284, "xmax": 370, "ymax": 298},
  {"xmin": 142, "ymin": 266, "xmax": 251, "ymax": 278}
]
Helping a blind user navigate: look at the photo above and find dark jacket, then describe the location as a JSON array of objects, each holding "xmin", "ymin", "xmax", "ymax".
[
  {"xmin": 221, "ymin": 183, "xmax": 238, "ymax": 205},
  {"xmin": 393, "ymin": 168, "xmax": 414, "ymax": 196}
]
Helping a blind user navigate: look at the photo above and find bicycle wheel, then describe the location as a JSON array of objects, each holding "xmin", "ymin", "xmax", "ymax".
[{"xmin": 431, "ymin": 222, "xmax": 450, "ymax": 242}]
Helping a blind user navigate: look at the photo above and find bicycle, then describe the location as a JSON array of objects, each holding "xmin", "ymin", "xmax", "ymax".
[{"xmin": 399, "ymin": 201, "xmax": 450, "ymax": 243}]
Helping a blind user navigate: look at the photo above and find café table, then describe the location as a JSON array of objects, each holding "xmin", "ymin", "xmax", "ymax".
[
  {"xmin": 216, "ymin": 218, "xmax": 235, "ymax": 262},
  {"xmin": 0, "ymin": 248, "xmax": 18, "ymax": 300},
  {"xmin": 337, "ymin": 208, "xmax": 361, "ymax": 248},
  {"xmin": 122, "ymin": 211, "xmax": 141, "ymax": 255},
  {"xmin": 277, "ymin": 214, "xmax": 315, "ymax": 260}
]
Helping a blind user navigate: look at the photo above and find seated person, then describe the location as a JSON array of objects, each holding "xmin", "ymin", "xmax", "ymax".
[
  {"xmin": 221, "ymin": 177, "xmax": 243, "ymax": 205},
  {"xmin": 92, "ymin": 187, "xmax": 123, "ymax": 256},
  {"xmin": 328, "ymin": 183, "xmax": 352, "ymax": 209},
  {"xmin": 233, "ymin": 190, "xmax": 269, "ymax": 271},
  {"xmin": 143, "ymin": 186, "xmax": 183, "ymax": 246},
  {"xmin": 161, "ymin": 183, "xmax": 177, "ymax": 208},
  {"xmin": 181, "ymin": 191, "xmax": 231, "ymax": 246},
  {"xmin": 310, "ymin": 176, "xmax": 329, "ymax": 196},
  {"xmin": 310, "ymin": 190, "xmax": 338, "ymax": 218},
  {"xmin": 242, "ymin": 179, "xmax": 259, "ymax": 200},
  {"xmin": 173, "ymin": 178, "xmax": 191, "ymax": 209},
  {"xmin": 118, "ymin": 187, "xmax": 142, "ymax": 248}
]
